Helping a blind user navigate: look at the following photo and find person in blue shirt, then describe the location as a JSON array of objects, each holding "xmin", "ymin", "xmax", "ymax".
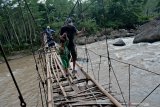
[{"xmin": 44, "ymin": 26, "xmax": 56, "ymax": 47}]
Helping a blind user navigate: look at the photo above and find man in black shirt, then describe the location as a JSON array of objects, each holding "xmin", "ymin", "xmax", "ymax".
[{"xmin": 60, "ymin": 18, "xmax": 84, "ymax": 74}]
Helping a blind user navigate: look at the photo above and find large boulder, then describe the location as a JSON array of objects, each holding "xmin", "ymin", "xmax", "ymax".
[
  {"xmin": 113, "ymin": 39, "xmax": 126, "ymax": 46},
  {"xmin": 136, "ymin": 18, "xmax": 160, "ymax": 34},
  {"xmin": 133, "ymin": 27, "xmax": 160, "ymax": 43}
]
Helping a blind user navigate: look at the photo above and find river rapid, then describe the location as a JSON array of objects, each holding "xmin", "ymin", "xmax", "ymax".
[
  {"xmin": 0, "ymin": 37, "xmax": 160, "ymax": 107},
  {"xmin": 77, "ymin": 37, "xmax": 160, "ymax": 107}
]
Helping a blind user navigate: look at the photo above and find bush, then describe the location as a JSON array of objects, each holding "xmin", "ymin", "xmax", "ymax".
[
  {"xmin": 78, "ymin": 19, "xmax": 98, "ymax": 36},
  {"xmin": 106, "ymin": 21, "xmax": 123, "ymax": 29},
  {"xmin": 2, "ymin": 44, "xmax": 13, "ymax": 54}
]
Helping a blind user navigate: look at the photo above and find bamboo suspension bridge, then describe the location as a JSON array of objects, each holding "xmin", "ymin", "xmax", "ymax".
[
  {"xmin": 38, "ymin": 34, "xmax": 124, "ymax": 107},
  {"xmin": 1, "ymin": 34, "xmax": 160, "ymax": 107},
  {"xmin": 0, "ymin": 0, "xmax": 160, "ymax": 106},
  {"xmin": 34, "ymin": 34, "xmax": 160, "ymax": 107}
]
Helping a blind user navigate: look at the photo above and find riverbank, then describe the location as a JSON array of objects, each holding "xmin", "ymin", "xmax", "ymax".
[
  {"xmin": 76, "ymin": 28, "xmax": 136, "ymax": 45},
  {"xmin": 0, "ymin": 50, "xmax": 32, "ymax": 64},
  {"xmin": 76, "ymin": 17, "xmax": 160, "ymax": 45}
]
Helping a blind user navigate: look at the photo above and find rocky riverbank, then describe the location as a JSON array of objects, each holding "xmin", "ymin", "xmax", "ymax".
[
  {"xmin": 76, "ymin": 17, "xmax": 160, "ymax": 45},
  {"xmin": 76, "ymin": 28, "xmax": 136, "ymax": 45},
  {"xmin": 0, "ymin": 50, "xmax": 32, "ymax": 64}
]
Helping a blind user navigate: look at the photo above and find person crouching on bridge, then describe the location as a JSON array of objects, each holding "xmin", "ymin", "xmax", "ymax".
[
  {"xmin": 45, "ymin": 26, "xmax": 56, "ymax": 48},
  {"xmin": 59, "ymin": 33, "xmax": 70, "ymax": 77}
]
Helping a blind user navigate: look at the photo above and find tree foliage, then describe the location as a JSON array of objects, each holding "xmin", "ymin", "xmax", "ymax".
[
  {"xmin": 0, "ymin": 0, "xmax": 159, "ymax": 53},
  {"xmin": 155, "ymin": 1, "xmax": 160, "ymax": 13}
]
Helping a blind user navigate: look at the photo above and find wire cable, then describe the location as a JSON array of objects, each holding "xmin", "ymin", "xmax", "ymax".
[
  {"xmin": 136, "ymin": 83, "xmax": 160, "ymax": 107},
  {"xmin": 0, "ymin": 44, "xmax": 26, "ymax": 107}
]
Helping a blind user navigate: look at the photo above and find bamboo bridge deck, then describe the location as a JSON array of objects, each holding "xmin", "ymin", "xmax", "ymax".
[
  {"xmin": 44, "ymin": 48, "xmax": 123, "ymax": 107},
  {"xmin": 37, "ymin": 34, "xmax": 124, "ymax": 107}
]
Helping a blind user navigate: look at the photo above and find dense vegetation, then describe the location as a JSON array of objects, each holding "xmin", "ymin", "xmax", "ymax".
[{"xmin": 0, "ymin": 0, "xmax": 159, "ymax": 53}]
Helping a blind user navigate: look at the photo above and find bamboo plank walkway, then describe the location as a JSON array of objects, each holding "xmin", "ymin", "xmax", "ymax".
[{"xmin": 42, "ymin": 34, "xmax": 124, "ymax": 107}]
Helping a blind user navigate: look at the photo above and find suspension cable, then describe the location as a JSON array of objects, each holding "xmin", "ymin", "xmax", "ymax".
[
  {"xmin": 85, "ymin": 41, "xmax": 89, "ymax": 73},
  {"xmin": 78, "ymin": 41, "xmax": 160, "ymax": 106},
  {"xmin": 78, "ymin": 46, "xmax": 127, "ymax": 107},
  {"xmin": 23, "ymin": 0, "xmax": 38, "ymax": 27},
  {"xmin": 82, "ymin": 48, "xmax": 160, "ymax": 76},
  {"xmin": 86, "ymin": 48, "xmax": 96, "ymax": 79},
  {"xmin": 21, "ymin": 2, "xmax": 48, "ymax": 106},
  {"xmin": 0, "ymin": 44, "xmax": 26, "ymax": 107},
  {"xmin": 105, "ymin": 36, "xmax": 112, "ymax": 92},
  {"xmin": 81, "ymin": 0, "xmax": 97, "ymax": 13},
  {"xmin": 84, "ymin": 37, "xmax": 96, "ymax": 79},
  {"xmin": 22, "ymin": 0, "xmax": 45, "ymax": 84},
  {"xmin": 109, "ymin": 57, "xmax": 160, "ymax": 76},
  {"xmin": 110, "ymin": 65, "xmax": 127, "ymax": 107},
  {"xmin": 68, "ymin": 0, "xmax": 79, "ymax": 17},
  {"xmin": 136, "ymin": 83, "xmax": 160, "ymax": 107}
]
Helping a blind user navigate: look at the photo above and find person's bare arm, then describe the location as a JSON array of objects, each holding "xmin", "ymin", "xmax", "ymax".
[
  {"xmin": 60, "ymin": 32, "xmax": 67, "ymax": 40},
  {"xmin": 76, "ymin": 28, "xmax": 85, "ymax": 37}
]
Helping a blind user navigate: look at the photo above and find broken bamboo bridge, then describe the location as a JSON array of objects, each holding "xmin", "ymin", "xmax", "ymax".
[
  {"xmin": 36, "ymin": 34, "xmax": 160, "ymax": 107},
  {"xmin": 37, "ymin": 35, "xmax": 125, "ymax": 107}
]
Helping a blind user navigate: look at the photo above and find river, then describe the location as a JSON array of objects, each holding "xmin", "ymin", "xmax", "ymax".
[
  {"xmin": 0, "ymin": 55, "xmax": 40, "ymax": 107},
  {"xmin": 0, "ymin": 37, "xmax": 160, "ymax": 107},
  {"xmin": 77, "ymin": 37, "xmax": 160, "ymax": 107}
]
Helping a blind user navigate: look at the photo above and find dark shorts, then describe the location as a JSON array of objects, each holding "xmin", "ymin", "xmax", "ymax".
[
  {"xmin": 68, "ymin": 45, "xmax": 77, "ymax": 61},
  {"xmin": 47, "ymin": 38, "xmax": 55, "ymax": 47}
]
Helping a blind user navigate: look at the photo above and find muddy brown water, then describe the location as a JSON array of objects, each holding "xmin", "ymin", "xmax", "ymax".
[
  {"xmin": 0, "ymin": 37, "xmax": 160, "ymax": 107},
  {"xmin": 0, "ymin": 55, "xmax": 40, "ymax": 107}
]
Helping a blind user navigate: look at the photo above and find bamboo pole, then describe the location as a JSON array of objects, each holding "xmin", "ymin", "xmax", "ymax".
[
  {"xmin": 53, "ymin": 52, "xmax": 66, "ymax": 77},
  {"xmin": 54, "ymin": 52, "xmax": 73, "ymax": 83},
  {"xmin": 51, "ymin": 53, "xmax": 72, "ymax": 107},
  {"xmin": 50, "ymin": 54, "xmax": 67, "ymax": 97},
  {"xmin": 46, "ymin": 53, "xmax": 53, "ymax": 107}
]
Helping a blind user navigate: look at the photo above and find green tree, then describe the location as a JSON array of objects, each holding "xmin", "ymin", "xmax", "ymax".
[
  {"xmin": 155, "ymin": 1, "xmax": 160, "ymax": 13},
  {"xmin": 106, "ymin": 0, "xmax": 148, "ymax": 28}
]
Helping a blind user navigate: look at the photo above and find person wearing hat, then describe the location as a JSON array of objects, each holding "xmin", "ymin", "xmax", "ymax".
[
  {"xmin": 44, "ymin": 26, "xmax": 56, "ymax": 47},
  {"xmin": 60, "ymin": 18, "xmax": 85, "ymax": 75}
]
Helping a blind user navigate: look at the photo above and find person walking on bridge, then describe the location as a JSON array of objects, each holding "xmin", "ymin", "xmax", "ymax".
[
  {"xmin": 59, "ymin": 32, "xmax": 70, "ymax": 77},
  {"xmin": 60, "ymin": 18, "xmax": 84, "ymax": 74},
  {"xmin": 44, "ymin": 26, "xmax": 56, "ymax": 47}
]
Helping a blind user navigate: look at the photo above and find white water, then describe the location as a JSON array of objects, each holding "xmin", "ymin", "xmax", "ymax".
[{"xmin": 77, "ymin": 37, "xmax": 160, "ymax": 107}]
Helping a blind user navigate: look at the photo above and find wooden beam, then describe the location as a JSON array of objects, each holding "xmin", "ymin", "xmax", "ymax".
[
  {"xmin": 76, "ymin": 63, "xmax": 123, "ymax": 107},
  {"xmin": 46, "ymin": 53, "xmax": 54, "ymax": 107}
]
